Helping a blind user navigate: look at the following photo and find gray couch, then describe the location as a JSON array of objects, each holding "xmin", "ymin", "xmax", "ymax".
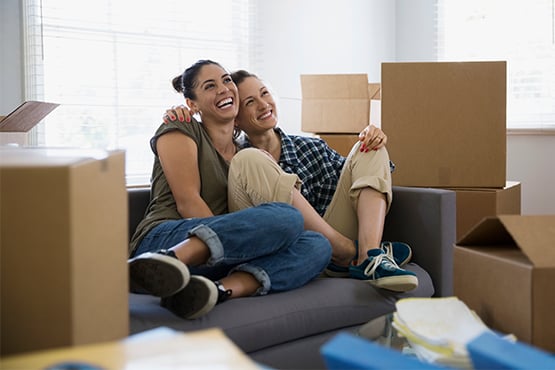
[{"xmin": 127, "ymin": 186, "xmax": 456, "ymax": 369}]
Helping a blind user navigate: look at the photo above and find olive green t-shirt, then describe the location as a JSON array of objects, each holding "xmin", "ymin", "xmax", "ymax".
[{"xmin": 129, "ymin": 118, "xmax": 231, "ymax": 256}]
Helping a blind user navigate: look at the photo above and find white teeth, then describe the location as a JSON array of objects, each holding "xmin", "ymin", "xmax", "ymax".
[
  {"xmin": 217, "ymin": 98, "xmax": 233, "ymax": 108},
  {"xmin": 259, "ymin": 111, "xmax": 271, "ymax": 119}
]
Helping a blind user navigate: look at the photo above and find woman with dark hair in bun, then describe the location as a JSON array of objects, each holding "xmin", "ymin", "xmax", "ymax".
[{"xmin": 128, "ymin": 60, "xmax": 332, "ymax": 320}]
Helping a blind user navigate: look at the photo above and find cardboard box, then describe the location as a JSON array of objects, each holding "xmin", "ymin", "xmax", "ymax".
[
  {"xmin": 318, "ymin": 134, "xmax": 360, "ymax": 157},
  {"xmin": 0, "ymin": 147, "xmax": 129, "ymax": 356},
  {"xmin": 0, "ymin": 101, "xmax": 59, "ymax": 146},
  {"xmin": 382, "ymin": 62, "xmax": 507, "ymax": 188},
  {"xmin": 453, "ymin": 181, "xmax": 521, "ymax": 241},
  {"xmin": 0, "ymin": 328, "xmax": 260, "ymax": 370},
  {"xmin": 454, "ymin": 215, "xmax": 555, "ymax": 352},
  {"xmin": 301, "ymin": 74, "xmax": 380, "ymax": 133}
]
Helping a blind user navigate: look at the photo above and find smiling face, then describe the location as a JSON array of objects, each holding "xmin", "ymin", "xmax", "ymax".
[
  {"xmin": 234, "ymin": 76, "xmax": 278, "ymax": 136},
  {"xmin": 186, "ymin": 63, "xmax": 239, "ymax": 123}
]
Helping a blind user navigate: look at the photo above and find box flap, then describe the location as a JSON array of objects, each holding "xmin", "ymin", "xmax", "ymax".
[
  {"xmin": 0, "ymin": 101, "xmax": 59, "ymax": 132},
  {"xmin": 497, "ymin": 215, "xmax": 555, "ymax": 267},
  {"xmin": 459, "ymin": 215, "xmax": 555, "ymax": 267},
  {"xmin": 301, "ymin": 74, "xmax": 369, "ymax": 99},
  {"xmin": 368, "ymin": 83, "xmax": 381, "ymax": 100},
  {"xmin": 458, "ymin": 217, "xmax": 515, "ymax": 246}
]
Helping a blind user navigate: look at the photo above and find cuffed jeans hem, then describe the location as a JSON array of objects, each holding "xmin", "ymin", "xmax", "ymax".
[
  {"xmin": 188, "ymin": 224, "xmax": 224, "ymax": 266},
  {"xmin": 230, "ymin": 263, "xmax": 271, "ymax": 296}
]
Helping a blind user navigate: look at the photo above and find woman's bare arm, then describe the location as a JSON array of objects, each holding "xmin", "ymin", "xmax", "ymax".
[{"xmin": 156, "ymin": 131, "xmax": 214, "ymax": 218}]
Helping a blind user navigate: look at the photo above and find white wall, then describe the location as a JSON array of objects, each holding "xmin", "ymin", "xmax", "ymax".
[
  {"xmin": 506, "ymin": 133, "xmax": 555, "ymax": 215},
  {"xmin": 395, "ymin": 0, "xmax": 436, "ymax": 61}
]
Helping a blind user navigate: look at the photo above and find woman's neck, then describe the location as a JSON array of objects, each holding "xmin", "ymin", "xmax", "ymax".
[
  {"xmin": 203, "ymin": 119, "xmax": 237, "ymax": 161},
  {"xmin": 248, "ymin": 128, "xmax": 281, "ymax": 161}
]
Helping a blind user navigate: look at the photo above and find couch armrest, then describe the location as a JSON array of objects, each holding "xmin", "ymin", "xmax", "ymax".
[
  {"xmin": 383, "ymin": 186, "xmax": 456, "ymax": 297},
  {"xmin": 128, "ymin": 187, "xmax": 151, "ymax": 241}
]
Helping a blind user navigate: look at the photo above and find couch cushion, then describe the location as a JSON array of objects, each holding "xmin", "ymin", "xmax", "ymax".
[{"xmin": 129, "ymin": 263, "xmax": 432, "ymax": 353}]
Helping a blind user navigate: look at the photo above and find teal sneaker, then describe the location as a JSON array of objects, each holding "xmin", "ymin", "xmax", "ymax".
[
  {"xmin": 380, "ymin": 241, "xmax": 412, "ymax": 267},
  {"xmin": 325, "ymin": 241, "xmax": 412, "ymax": 277},
  {"xmin": 349, "ymin": 249, "xmax": 418, "ymax": 292}
]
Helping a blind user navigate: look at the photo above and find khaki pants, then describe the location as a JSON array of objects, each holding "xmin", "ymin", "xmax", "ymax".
[
  {"xmin": 228, "ymin": 148, "xmax": 301, "ymax": 211},
  {"xmin": 228, "ymin": 143, "xmax": 392, "ymax": 240},
  {"xmin": 323, "ymin": 142, "xmax": 392, "ymax": 240}
]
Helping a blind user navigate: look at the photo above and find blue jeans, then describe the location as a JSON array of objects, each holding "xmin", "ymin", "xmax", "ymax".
[{"xmin": 133, "ymin": 202, "xmax": 331, "ymax": 295}]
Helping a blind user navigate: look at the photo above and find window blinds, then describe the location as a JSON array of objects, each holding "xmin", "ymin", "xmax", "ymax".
[
  {"xmin": 436, "ymin": 0, "xmax": 555, "ymax": 130},
  {"xmin": 23, "ymin": 0, "xmax": 254, "ymax": 184}
]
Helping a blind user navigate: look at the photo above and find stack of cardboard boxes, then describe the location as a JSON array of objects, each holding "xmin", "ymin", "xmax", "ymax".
[
  {"xmin": 301, "ymin": 63, "xmax": 521, "ymax": 240},
  {"xmin": 301, "ymin": 62, "xmax": 554, "ymax": 353},
  {"xmin": 379, "ymin": 61, "xmax": 521, "ymax": 240},
  {"xmin": 300, "ymin": 74, "xmax": 381, "ymax": 157}
]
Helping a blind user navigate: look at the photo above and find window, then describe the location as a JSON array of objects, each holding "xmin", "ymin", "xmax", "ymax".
[
  {"xmin": 23, "ymin": 0, "xmax": 254, "ymax": 185},
  {"xmin": 437, "ymin": 0, "xmax": 555, "ymax": 131}
]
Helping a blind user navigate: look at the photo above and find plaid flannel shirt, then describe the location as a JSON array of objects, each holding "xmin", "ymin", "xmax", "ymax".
[{"xmin": 240, "ymin": 128, "xmax": 345, "ymax": 216}]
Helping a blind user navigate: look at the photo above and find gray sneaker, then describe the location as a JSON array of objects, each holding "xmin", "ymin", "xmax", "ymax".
[
  {"xmin": 128, "ymin": 249, "xmax": 190, "ymax": 298},
  {"xmin": 161, "ymin": 276, "xmax": 232, "ymax": 319}
]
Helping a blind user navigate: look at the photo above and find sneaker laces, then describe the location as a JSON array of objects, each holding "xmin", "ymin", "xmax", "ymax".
[
  {"xmin": 363, "ymin": 251, "xmax": 400, "ymax": 277},
  {"xmin": 381, "ymin": 242, "xmax": 394, "ymax": 260}
]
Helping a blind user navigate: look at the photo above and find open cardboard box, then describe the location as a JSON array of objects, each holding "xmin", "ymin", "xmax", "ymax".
[
  {"xmin": 300, "ymin": 74, "xmax": 380, "ymax": 133},
  {"xmin": 454, "ymin": 215, "xmax": 555, "ymax": 352},
  {"xmin": 0, "ymin": 101, "xmax": 59, "ymax": 146},
  {"xmin": 451, "ymin": 181, "xmax": 521, "ymax": 240}
]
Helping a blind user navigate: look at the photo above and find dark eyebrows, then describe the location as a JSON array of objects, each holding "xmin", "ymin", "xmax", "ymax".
[
  {"xmin": 241, "ymin": 95, "xmax": 253, "ymax": 105},
  {"xmin": 200, "ymin": 73, "xmax": 231, "ymax": 88},
  {"xmin": 241, "ymin": 86, "xmax": 266, "ymax": 105}
]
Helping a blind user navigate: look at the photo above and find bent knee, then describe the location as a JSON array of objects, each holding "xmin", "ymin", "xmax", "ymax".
[
  {"xmin": 304, "ymin": 231, "xmax": 332, "ymax": 261},
  {"xmin": 231, "ymin": 147, "xmax": 268, "ymax": 167},
  {"xmin": 266, "ymin": 202, "xmax": 303, "ymax": 223},
  {"xmin": 257, "ymin": 202, "xmax": 304, "ymax": 233}
]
